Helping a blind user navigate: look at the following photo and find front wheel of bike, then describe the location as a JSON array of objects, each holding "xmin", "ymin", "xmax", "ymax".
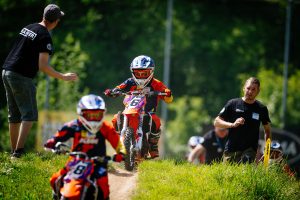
[
  {"xmin": 141, "ymin": 132, "xmax": 149, "ymax": 159},
  {"xmin": 124, "ymin": 127, "xmax": 136, "ymax": 171}
]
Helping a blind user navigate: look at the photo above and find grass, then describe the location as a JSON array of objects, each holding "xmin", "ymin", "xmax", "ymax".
[
  {"xmin": 132, "ymin": 159, "xmax": 300, "ymax": 200},
  {"xmin": 1, "ymin": 152, "xmax": 299, "ymax": 200},
  {"xmin": 0, "ymin": 151, "xmax": 118, "ymax": 200},
  {"xmin": 0, "ymin": 152, "xmax": 67, "ymax": 200}
]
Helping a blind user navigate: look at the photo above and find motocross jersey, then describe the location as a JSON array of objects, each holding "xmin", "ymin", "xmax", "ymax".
[
  {"xmin": 50, "ymin": 119, "xmax": 122, "ymax": 157},
  {"xmin": 115, "ymin": 78, "xmax": 173, "ymax": 113}
]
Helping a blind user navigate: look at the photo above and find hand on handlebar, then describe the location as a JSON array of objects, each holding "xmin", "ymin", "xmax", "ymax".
[
  {"xmin": 112, "ymin": 153, "xmax": 125, "ymax": 162},
  {"xmin": 163, "ymin": 89, "xmax": 172, "ymax": 97},
  {"xmin": 44, "ymin": 140, "xmax": 70, "ymax": 154},
  {"xmin": 154, "ymin": 89, "xmax": 172, "ymax": 97},
  {"xmin": 44, "ymin": 138, "xmax": 56, "ymax": 149},
  {"xmin": 104, "ymin": 88, "xmax": 121, "ymax": 97},
  {"xmin": 104, "ymin": 89, "xmax": 112, "ymax": 96},
  {"xmin": 105, "ymin": 88, "xmax": 171, "ymax": 97}
]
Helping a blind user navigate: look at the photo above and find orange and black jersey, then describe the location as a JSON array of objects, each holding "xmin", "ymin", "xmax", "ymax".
[
  {"xmin": 115, "ymin": 78, "xmax": 173, "ymax": 113},
  {"xmin": 50, "ymin": 119, "xmax": 121, "ymax": 157}
]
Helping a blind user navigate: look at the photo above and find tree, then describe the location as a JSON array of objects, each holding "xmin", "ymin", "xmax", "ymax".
[
  {"xmin": 36, "ymin": 33, "xmax": 89, "ymax": 110},
  {"xmin": 167, "ymin": 96, "xmax": 210, "ymax": 155}
]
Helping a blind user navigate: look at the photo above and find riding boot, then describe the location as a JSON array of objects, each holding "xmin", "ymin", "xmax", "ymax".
[{"xmin": 148, "ymin": 130, "xmax": 161, "ymax": 158}]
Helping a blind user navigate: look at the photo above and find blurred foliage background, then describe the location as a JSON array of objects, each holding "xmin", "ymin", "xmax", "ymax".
[{"xmin": 0, "ymin": 0, "xmax": 300, "ymax": 155}]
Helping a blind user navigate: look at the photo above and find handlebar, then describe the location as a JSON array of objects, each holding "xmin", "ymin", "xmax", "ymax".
[
  {"xmin": 45, "ymin": 142, "xmax": 111, "ymax": 163},
  {"xmin": 108, "ymin": 89, "xmax": 167, "ymax": 97},
  {"xmin": 43, "ymin": 142, "xmax": 70, "ymax": 154},
  {"xmin": 70, "ymin": 151, "xmax": 111, "ymax": 163}
]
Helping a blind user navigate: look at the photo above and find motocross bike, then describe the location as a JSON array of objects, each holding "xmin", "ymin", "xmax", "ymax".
[
  {"xmin": 47, "ymin": 142, "xmax": 111, "ymax": 200},
  {"xmin": 107, "ymin": 89, "xmax": 167, "ymax": 171}
]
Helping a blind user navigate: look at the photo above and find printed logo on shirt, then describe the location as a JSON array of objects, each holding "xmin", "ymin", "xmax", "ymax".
[
  {"xmin": 81, "ymin": 130, "xmax": 88, "ymax": 137},
  {"xmin": 252, "ymin": 112, "xmax": 259, "ymax": 120},
  {"xmin": 20, "ymin": 28, "xmax": 37, "ymax": 40},
  {"xmin": 47, "ymin": 43, "xmax": 52, "ymax": 51},
  {"xmin": 220, "ymin": 107, "xmax": 225, "ymax": 114},
  {"xmin": 79, "ymin": 137, "xmax": 99, "ymax": 144},
  {"xmin": 235, "ymin": 109, "xmax": 244, "ymax": 112}
]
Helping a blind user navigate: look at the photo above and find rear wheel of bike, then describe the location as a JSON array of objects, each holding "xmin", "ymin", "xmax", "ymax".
[{"xmin": 124, "ymin": 127, "xmax": 136, "ymax": 171}]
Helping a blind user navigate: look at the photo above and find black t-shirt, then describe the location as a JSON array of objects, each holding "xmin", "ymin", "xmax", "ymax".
[
  {"xmin": 219, "ymin": 98, "xmax": 271, "ymax": 152},
  {"xmin": 2, "ymin": 23, "xmax": 53, "ymax": 78},
  {"xmin": 202, "ymin": 130, "xmax": 227, "ymax": 164}
]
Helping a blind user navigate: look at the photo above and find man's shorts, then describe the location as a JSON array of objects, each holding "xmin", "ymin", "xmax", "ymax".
[
  {"xmin": 223, "ymin": 147, "xmax": 256, "ymax": 164},
  {"xmin": 2, "ymin": 70, "xmax": 38, "ymax": 122}
]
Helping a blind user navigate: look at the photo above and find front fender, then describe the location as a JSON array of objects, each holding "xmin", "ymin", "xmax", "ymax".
[{"xmin": 60, "ymin": 180, "xmax": 82, "ymax": 198}]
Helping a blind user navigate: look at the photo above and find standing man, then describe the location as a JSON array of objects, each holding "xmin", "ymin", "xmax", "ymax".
[
  {"xmin": 2, "ymin": 4, "xmax": 78, "ymax": 158},
  {"xmin": 188, "ymin": 127, "xmax": 228, "ymax": 164},
  {"xmin": 214, "ymin": 77, "xmax": 271, "ymax": 163}
]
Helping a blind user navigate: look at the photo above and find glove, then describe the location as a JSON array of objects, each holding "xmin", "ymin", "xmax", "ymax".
[
  {"xmin": 44, "ymin": 138, "xmax": 56, "ymax": 149},
  {"xmin": 104, "ymin": 89, "xmax": 113, "ymax": 96},
  {"xmin": 112, "ymin": 153, "xmax": 124, "ymax": 162},
  {"xmin": 164, "ymin": 89, "xmax": 172, "ymax": 97},
  {"xmin": 104, "ymin": 88, "xmax": 121, "ymax": 97}
]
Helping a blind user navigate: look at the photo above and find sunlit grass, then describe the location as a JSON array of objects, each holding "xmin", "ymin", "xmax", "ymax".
[
  {"xmin": 0, "ymin": 151, "xmax": 119, "ymax": 200},
  {"xmin": 133, "ymin": 159, "xmax": 300, "ymax": 200},
  {"xmin": 1, "ymin": 153, "xmax": 299, "ymax": 200},
  {"xmin": 0, "ymin": 152, "xmax": 67, "ymax": 200}
]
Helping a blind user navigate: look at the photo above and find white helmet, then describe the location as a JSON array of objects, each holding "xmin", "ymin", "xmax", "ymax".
[
  {"xmin": 188, "ymin": 136, "xmax": 204, "ymax": 149},
  {"xmin": 130, "ymin": 55, "xmax": 155, "ymax": 88},
  {"xmin": 77, "ymin": 94, "xmax": 106, "ymax": 134}
]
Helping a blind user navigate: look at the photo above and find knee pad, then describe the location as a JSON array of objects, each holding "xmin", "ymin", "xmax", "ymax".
[{"xmin": 112, "ymin": 112, "xmax": 123, "ymax": 133}]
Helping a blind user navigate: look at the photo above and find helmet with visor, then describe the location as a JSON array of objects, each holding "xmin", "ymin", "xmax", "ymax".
[
  {"xmin": 77, "ymin": 94, "xmax": 106, "ymax": 134},
  {"xmin": 130, "ymin": 55, "xmax": 155, "ymax": 88}
]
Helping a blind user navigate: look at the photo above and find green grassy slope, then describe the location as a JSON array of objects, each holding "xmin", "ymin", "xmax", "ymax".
[
  {"xmin": 133, "ymin": 160, "xmax": 300, "ymax": 200},
  {"xmin": 0, "ymin": 152, "xmax": 66, "ymax": 200},
  {"xmin": 1, "ymin": 153, "xmax": 299, "ymax": 200}
]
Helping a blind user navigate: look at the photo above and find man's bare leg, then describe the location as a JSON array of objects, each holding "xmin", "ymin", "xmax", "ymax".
[
  {"xmin": 9, "ymin": 122, "xmax": 21, "ymax": 151},
  {"xmin": 16, "ymin": 121, "xmax": 33, "ymax": 149}
]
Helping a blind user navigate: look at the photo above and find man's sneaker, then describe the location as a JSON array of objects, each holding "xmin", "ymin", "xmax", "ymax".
[{"xmin": 11, "ymin": 148, "xmax": 25, "ymax": 159}]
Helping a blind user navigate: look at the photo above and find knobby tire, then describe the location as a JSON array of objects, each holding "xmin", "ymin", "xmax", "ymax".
[{"xmin": 124, "ymin": 127, "xmax": 136, "ymax": 171}]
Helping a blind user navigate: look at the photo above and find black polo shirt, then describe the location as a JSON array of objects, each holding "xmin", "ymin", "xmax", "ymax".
[
  {"xmin": 202, "ymin": 130, "xmax": 227, "ymax": 164},
  {"xmin": 219, "ymin": 98, "xmax": 271, "ymax": 152},
  {"xmin": 3, "ymin": 23, "xmax": 53, "ymax": 78}
]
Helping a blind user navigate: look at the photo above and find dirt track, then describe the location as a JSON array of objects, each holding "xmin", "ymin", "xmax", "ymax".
[{"xmin": 108, "ymin": 167, "xmax": 137, "ymax": 200}]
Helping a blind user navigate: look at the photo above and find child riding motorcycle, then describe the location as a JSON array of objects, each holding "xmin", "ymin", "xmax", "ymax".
[
  {"xmin": 105, "ymin": 55, "xmax": 173, "ymax": 158},
  {"xmin": 44, "ymin": 94, "xmax": 126, "ymax": 200}
]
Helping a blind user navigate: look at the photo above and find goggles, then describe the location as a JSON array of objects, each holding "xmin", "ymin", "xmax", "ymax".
[
  {"xmin": 132, "ymin": 69, "xmax": 152, "ymax": 79},
  {"xmin": 81, "ymin": 109, "xmax": 104, "ymax": 121}
]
